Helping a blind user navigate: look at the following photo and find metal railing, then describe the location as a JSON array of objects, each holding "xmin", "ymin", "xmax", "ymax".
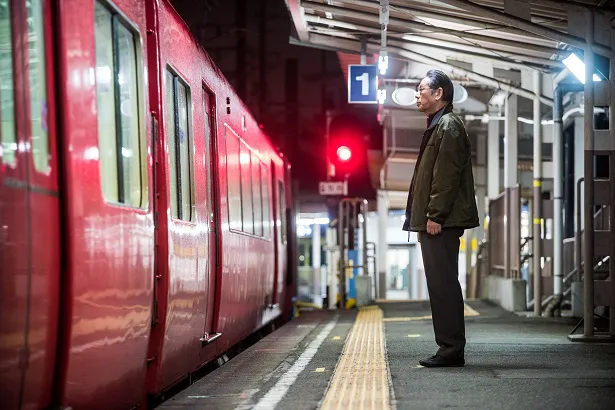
[{"xmin": 487, "ymin": 186, "xmax": 521, "ymax": 279}]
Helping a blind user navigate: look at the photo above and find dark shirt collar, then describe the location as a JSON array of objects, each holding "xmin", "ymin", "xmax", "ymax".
[{"xmin": 426, "ymin": 103, "xmax": 453, "ymax": 130}]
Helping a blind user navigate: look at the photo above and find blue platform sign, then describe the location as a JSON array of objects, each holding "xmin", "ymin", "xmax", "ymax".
[{"xmin": 348, "ymin": 64, "xmax": 378, "ymax": 104}]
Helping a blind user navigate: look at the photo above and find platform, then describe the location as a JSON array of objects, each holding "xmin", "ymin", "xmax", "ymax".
[{"xmin": 158, "ymin": 300, "xmax": 615, "ymax": 410}]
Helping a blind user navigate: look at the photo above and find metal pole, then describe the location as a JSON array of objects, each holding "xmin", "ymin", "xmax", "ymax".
[
  {"xmin": 576, "ymin": 178, "xmax": 584, "ymax": 283},
  {"xmin": 552, "ymin": 86, "xmax": 563, "ymax": 314},
  {"xmin": 338, "ymin": 200, "xmax": 345, "ymax": 308},
  {"xmin": 504, "ymin": 93, "xmax": 518, "ymax": 279},
  {"xmin": 583, "ymin": 10, "xmax": 595, "ymax": 337},
  {"xmin": 312, "ymin": 221, "xmax": 321, "ymax": 301},
  {"xmin": 361, "ymin": 200, "xmax": 368, "ymax": 275},
  {"xmin": 488, "ymin": 111, "xmax": 500, "ymax": 200},
  {"xmin": 377, "ymin": 191, "xmax": 388, "ymax": 300},
  {"xmin": 533, "ymin": 71, "xmax": 543, "ymax": 316},
  {"xmin": 325, "ymin": 110, "xmax": 333, "ymax": 179}
]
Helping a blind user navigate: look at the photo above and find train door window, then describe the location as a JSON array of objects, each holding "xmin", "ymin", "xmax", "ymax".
[
  {"xmin": 165, "ymin": 69, "xmax": 194, "ymax": 222},
  {"xmin": 261, "ymin": 163, "xmax": 270, "ymax": 238},
  {"xmin": 27, "ymin": 0, "xmax": 49, "ymax": 173},
  {"xmin": 203, "ymin": 88, "xmax": 214, "ymax": 221},
  {"xmin": 225, "ymin": 126, "xmax": 242, "ymax": 230},
  {"xmin": 94, "ymin": 1, "xmax": 147, "ymax": 207},
  {"xmin": 251, "ymin": 155, "xmax": 262, "ymax": 237},
  {"xmin": 0, "ymin": 1, "xmax": 16, "ymax": 166},
  {"xmin": 278, "ymin": 181, "xmax": 286, "ymax": 244},
  {"xmin": 240, "ymin": 142, "xmax": 253, "ymax": 234}
]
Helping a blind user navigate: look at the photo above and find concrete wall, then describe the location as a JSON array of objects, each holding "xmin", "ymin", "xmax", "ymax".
[{"xmin": 481, "ymin": 275, "xmax": 528, "ymax": 312}]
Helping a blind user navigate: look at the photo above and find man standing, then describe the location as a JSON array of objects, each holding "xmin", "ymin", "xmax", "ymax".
[{"xmin": 402, "ymin": 70, "xmax": 479, "ymax": 367}]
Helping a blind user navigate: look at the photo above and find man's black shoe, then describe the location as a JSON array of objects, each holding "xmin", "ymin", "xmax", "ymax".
[{"xmin": 419, "ymin": 355, "xmax": 465, "ymax": 368}]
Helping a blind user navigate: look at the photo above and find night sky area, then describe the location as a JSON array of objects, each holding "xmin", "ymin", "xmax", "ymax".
[{"xmin": 169, "ymin": 0, "xmax": 380, "ymax": 204}]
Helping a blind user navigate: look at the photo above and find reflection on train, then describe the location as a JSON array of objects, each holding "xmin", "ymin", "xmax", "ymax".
[{"xmin": 0, "ymin": 1, "xmax": 295, "ymax": 409}]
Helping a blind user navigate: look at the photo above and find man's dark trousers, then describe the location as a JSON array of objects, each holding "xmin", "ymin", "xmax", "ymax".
[{"xmin": 419, "ymin": 228, "xmax": 466, "ymax": 360}]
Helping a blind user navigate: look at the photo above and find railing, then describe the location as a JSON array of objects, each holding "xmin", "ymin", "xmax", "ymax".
[
  {"xmin": 467, "ymin": 239, "xmax": 488, "ymax": 299},
  {"xmin": 543, "ymin": 177, "xmax": 610, "ymax": 314},
  {"xmin": 487, "ymin": 186, "xmax": 521, "ymax": 278}
]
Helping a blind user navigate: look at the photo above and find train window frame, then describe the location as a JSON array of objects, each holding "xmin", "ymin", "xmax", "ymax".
[
  {"xmin": 278, "ymin": 181, "xmax": 287, "ymax": 245},
  {"xmin": 225, "ymin": 124, "xmax": 243, "ymax": 231},
  {"xmin": 225, "ymin": 123, "xmax": 270, "ymax": 240},
  {"xmin": 165, "ymin": 66, "xmax": 196, "ymax": 223},
  {"xmin": 261, "ymin": 162, "xmax": 271, "ymax": 238},
  {"xmin": 27, "ymin": 0, "xmax": 50, "ymax": 173},
  {"xmin": 239, "ymin": 140, "xmax": 254, "ymax": 234},
  {"xmin": 0, "ymin": 0, "xmax": 17, "ymax": 167},
  {"xmin": 94, "ymin": 0, "xmax": 148, "ymax": 209},
  {"xmin": 202, "ymin": 84, "xmax": 217, "ymax": 227},
  {"xmin": 251, "ymin": 153, "xmax": 263, "ymax": 237}
]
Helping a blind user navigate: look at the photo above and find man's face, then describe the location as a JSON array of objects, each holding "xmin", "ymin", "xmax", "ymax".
[{"xmin": 415, "ymin": 77, "xmax": 443, "ymax": 114}]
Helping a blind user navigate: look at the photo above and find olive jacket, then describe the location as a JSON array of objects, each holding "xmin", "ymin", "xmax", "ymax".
[{"xmin": 402, "ymin": 104, "xmax": 479, "ymax": 232}]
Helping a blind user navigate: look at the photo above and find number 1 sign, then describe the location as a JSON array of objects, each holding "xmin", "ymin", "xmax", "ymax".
[{"xmin": 348, "ymin": 65, "xmax": 378, "ymax": 104}]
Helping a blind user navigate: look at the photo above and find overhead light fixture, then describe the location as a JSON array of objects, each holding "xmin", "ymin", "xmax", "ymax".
[
  {"xmin": 453, "ymin": 83, "xmax": 468, "ymax": 104},
  {"xmin": 378, "ymin": 50, "xmax": 388, "ymax": 75},
  {"xmin": 378, "ymin": 88, "xmax": 387, "ymax": 105},
  {"xmin": 391, "ymin": 87, "xmax": 416, "ymax": 106},
  {"xmin": 562, "ymin": 52, "xmax": 602, "ymax": 84}
]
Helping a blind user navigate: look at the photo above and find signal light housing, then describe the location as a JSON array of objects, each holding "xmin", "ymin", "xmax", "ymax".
[{"xmin": 337, "ymin": 146, "xmax": 352, "ymax": 162}]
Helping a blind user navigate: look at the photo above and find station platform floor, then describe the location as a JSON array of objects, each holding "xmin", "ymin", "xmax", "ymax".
[{"xmin": 158, "ymin": 300, "xmax": 615, "ymax": 410}]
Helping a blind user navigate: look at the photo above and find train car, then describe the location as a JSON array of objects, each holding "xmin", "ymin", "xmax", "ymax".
[{"xmin": 0, "ymin": 1, "xmax": 296, "ymax": 409}]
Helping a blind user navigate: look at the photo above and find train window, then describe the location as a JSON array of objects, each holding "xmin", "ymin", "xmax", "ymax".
[
  {"xmin": 0, "ymin": 1, "xmax": 16, "ymax": 166},
  {"xmin": 117, "ymin": 24, "xmax": 143, "ymax": 207},
  {"xmin": 261, "ymin": 163, "xmax": 270, "ymax": 238},
  {"xmin": 240, "ymin": 142, "xmax": 253, "ymax": 234},
  {"xmin": 95, "ymin": 3, "xmax": 118, "ymax": 201},
  {"xmin": 252, "ymin": 155, "xmax": 262, "ymax": 237},
  {"xmin": 225, "ymin": 125, "xmax": 242, "ymax": 230},
  {"xmin": 278, "ymin": 182, "xmax": 287, "ymax": 244},
  {"xmin": 166, "ymin": 69, "xmax": 195, "ymax": 222},
  {"xmin": 95, "ymin": 1, "xmax": 147, "ymax": 207},
  {"xmin": 27, "ymin": 0, "xmax": 49, "ymax": 173}
]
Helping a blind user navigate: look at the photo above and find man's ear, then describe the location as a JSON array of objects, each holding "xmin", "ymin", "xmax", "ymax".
[{"xmin": 434, "ymin": 87, "xmax": 443, "ymax": 101}]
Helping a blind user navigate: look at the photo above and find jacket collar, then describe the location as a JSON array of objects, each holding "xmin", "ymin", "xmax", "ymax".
[{"xmin": 426, "ymin": 103, "xmax": 454, "ymax": 131}]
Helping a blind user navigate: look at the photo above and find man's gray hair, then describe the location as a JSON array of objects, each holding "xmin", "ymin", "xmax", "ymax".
[{"xmin": 425, "ymin": 69, "xmax": 454, "ymax": 103}]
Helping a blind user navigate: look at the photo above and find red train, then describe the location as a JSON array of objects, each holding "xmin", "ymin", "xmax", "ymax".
[{"xmin": 0, "ymin": 0, "xmax": 296, "ymax": 408}]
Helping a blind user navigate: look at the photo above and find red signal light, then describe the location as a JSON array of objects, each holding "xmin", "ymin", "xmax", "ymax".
[{"xmin": 337, "ymin": 146, "xmax": 352, "ymax": 162}]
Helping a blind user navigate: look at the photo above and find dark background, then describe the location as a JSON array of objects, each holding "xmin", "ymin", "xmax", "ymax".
[{"xmin": 169, "ymin": 0, "xmax": 380, "ymax": 202}]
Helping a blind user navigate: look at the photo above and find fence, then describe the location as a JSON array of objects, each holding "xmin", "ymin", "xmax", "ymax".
[{"xmin": 488, "ymin": 186, "xmax": 521, "ymax": 279}]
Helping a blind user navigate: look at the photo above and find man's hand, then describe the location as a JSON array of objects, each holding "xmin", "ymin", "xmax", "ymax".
[{"xmin": 426, "ymin": 219, "xmax": 442, "ymax": 235}]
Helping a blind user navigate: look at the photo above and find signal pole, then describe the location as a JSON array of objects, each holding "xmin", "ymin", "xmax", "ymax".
[{"xmin": 325, "ymin": 109, "xmax": 334, "ymax": 180}]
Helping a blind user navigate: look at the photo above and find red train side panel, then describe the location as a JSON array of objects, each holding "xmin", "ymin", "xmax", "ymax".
[
  {"xmin": 2, "ymin": 0, "xmax": 295, "ymax": 408},
  {"xmin": 1, "ymin": 1, "xmax": 60, "ymax": 409},
  {"xmin": 54, "ymin": 0, "xmax": 154, "ymax": 408}
]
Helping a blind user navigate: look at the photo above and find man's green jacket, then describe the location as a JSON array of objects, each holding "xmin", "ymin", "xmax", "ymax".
[{"xmin": 402, "ymin": 104, "xmax": 479, "ymax": 232}]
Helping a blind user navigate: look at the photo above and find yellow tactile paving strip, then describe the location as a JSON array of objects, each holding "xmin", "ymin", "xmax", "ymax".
[
  {"xmin": 320, "ymin": 306, "xmax": 391, "ymax": 410},
  {"xmin": 382, "ymin": 303, "xmax": 480, "ymax": 322}
]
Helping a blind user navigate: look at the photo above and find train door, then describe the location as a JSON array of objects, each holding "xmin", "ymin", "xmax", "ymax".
[
  {"xmin": 271, "ymin": 164, "xmax": 287, "ymax": 307},
  {"xmin": 0, "ymin": 1, "xmax": 60, "ymax": 409},
  {"xmin": 54, "ymin": 0, "xmax": 154, "ymax": 407},
  {"xmin": 200, "ymin": 85, "xmax": 220, "ymax": 343}
]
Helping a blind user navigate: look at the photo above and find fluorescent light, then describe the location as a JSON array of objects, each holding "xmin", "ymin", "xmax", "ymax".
[
  {"xmin": 378, "ymin": 50, "xmax": 388, "ymax": 75},
  {"xmin": 562, "ymin": 53, "xmax": 601, "ymax": 84},
  {"xmin": 314, "ymin": 217, "xmax": 330, "ymax": 225},
  {"xmin": 378, "ymin": 88, "xmax": 387, "ymax": 105}
]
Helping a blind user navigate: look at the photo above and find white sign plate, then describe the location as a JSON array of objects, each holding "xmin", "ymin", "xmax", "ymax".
[{"xmin": 319, "ymin": 181, "xmax": 348, "ymax": 196}]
